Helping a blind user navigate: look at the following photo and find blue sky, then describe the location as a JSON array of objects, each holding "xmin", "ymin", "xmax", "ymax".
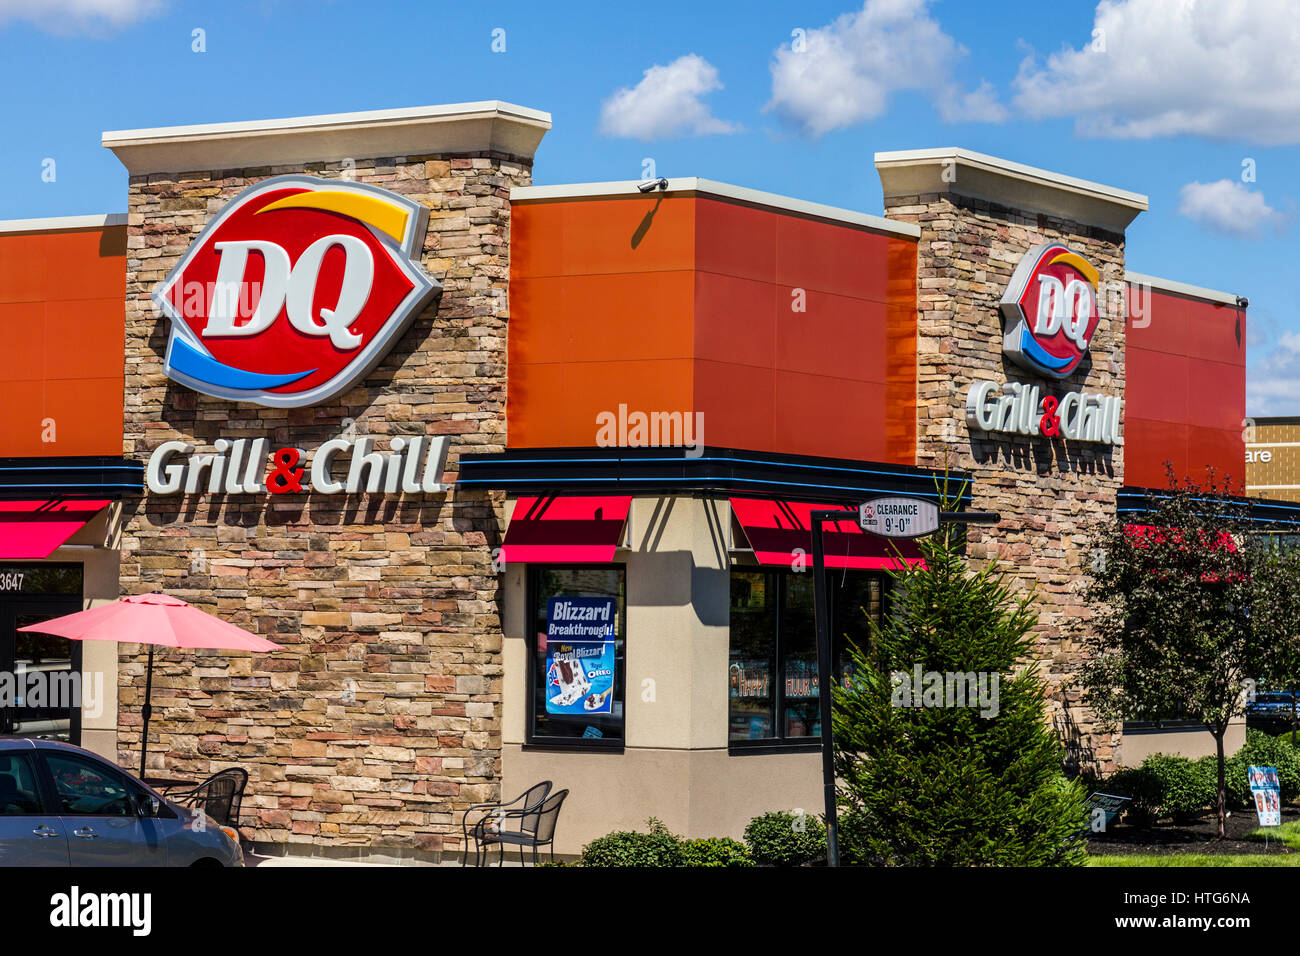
[{"xmin": 2, "ymin": 0, "xmax": 1297, "ymax": 414}]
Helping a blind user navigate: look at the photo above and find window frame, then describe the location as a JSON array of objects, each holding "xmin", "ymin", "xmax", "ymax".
[
  {"xmin": 524, "ymin": 563, "xmax": 627, "ymax": 753},
  {"xmin": 0, "ymin": 750, "xmax": 50, "ymax": 817},
  {"xmin": 0, "ymin": 562, "xmax": 85, "ymax": 744},
  {"xmin": 36, "ymin": 749, "xmax": 151, "ymax": 819},
  {"xmin": 727, "ymin": 566, "xmax": 889, "ymax": 755}
]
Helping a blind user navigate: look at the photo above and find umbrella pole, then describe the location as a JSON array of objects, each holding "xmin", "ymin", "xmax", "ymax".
[{"xmin": 139, "ymin": 644, "xmax": 154, "ymax": 780}]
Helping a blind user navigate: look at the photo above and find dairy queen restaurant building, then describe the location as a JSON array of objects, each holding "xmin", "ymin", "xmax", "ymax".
[{"xmin": 1, "ymin": 100, "xmax": 1292, "ymax": 862}]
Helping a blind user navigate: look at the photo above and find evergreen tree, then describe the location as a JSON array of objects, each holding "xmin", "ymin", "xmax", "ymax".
[{"xmin": 833, "ymin": 514, "xmax": 1087, "ymax": 866}]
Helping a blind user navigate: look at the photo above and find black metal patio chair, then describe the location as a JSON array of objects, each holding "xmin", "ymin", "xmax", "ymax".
[
  {"xmin": 461, "ymin": 780, "xmax": 552, "ymax": 866},
  {"xmin": 164, "ymin": 767, "xmax": 248, "ymax": 829},
  {"xmin": 479, "ymin": 788, "xmax": 569, "ymax": 867}
]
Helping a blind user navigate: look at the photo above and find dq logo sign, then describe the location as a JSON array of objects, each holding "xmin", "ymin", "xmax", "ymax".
[
  {"xmin": 1000, "ymin": 243, "xmax": 1101, "ymax": 380},
  {"xmin": 154, "ymin": 176, "xmax": 440, "ymax": 407}
]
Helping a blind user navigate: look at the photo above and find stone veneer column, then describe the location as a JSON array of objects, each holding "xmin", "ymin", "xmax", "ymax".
[
  {"xmin": 876, "ymin": 149, "xmax": 1147, "ymax": 774},
  {"xmin": 104, "ymin": 103, "xmax": 549, "ymax": 859}
]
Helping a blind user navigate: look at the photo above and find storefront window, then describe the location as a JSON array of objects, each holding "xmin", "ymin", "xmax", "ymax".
[
  {"xmin": 728, "ymin": 571, "xmax": 776, "ymax": 739},
  {"xmin": 0, "ymin": 563, "xmax": 84, "ymax": 744},
  {"xmin": 728, "ymin": 569, "xmax": 884, "ymax": 745},
  {"xmin": 528, "ymin": 566, "xmax": 626, "ymax": 747}
]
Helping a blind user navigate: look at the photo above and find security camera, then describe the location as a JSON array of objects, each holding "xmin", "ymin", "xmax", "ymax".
[
  {"xmin": 1236, "ymin": 295, "xmax": 1249, "ymax": 308},
  {"xmin": 637, "ymin": 178, "xmax": 669, "ymax": 194}
]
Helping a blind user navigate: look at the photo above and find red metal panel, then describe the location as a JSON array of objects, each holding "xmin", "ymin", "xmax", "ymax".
[{"xmin": 1126, "ymin": 286, "xmax": 1246, "ymax": 488}]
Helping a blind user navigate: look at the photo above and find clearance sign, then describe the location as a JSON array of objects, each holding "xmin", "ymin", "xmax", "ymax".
[
  {"xmin": 154, "ymin": 176, "xmax": 440, "ymax": 407},
  {"xmin": 966, "ymin": 243, "xmax": 1120, "ymax": 446}
]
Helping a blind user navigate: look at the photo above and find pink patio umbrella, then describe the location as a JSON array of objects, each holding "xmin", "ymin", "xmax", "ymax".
[{"xmin": 19, "ymin": 591, "xmax": 281, "ymax": 778}]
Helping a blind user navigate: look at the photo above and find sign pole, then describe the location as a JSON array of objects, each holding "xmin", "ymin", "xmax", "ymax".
[
  {"xmin": 809, "ymin": 509, "xmax": 848, "ymax": 868},
  {"xmin": 809, "ymin": 499, "xmax": 999, "ymax": 868}
]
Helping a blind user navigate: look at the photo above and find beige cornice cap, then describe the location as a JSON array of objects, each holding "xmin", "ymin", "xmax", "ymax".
[
  {"xmin": 512, "ymin": 177, "xmax": 921, "ymax": 239},
  {"xmin": 874, "ymin": 147, "xmax": 1147, "ymax": 232},
  {"xmin": 103, "ymin": 101, "xmax": 552, "ymax": 175}
]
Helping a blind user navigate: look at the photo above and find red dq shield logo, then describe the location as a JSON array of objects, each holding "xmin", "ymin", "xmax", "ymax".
[
  {"xmin": 155, "ymin": 176, "xmax": 439, "ymax": 407},
  {"xmin": 1000, "ymin": 243, "xmax": 1101, "ymax": 380}
]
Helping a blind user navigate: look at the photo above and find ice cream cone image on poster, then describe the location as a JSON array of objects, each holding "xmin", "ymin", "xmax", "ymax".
[{"xmin": 548, "ymin": 649, "xmax": 591, "ymax": 708}]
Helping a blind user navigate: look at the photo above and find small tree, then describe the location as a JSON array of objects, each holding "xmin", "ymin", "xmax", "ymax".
[
  {"xmin": 1080, "ymin": 471, "xmax": 1300, "ymax": 837},
  {"xmin": 834, "ymin": 509, "xmax": 1088, "ymax": 866}
]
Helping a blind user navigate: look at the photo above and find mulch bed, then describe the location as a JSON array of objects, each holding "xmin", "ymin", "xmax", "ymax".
[{"xmin": 1087, "ymin": 806, "xmax": 1297, "ymax": 856}]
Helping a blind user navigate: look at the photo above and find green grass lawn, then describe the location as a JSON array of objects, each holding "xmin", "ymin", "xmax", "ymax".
[
  {"xmin": 1246, "ymin": 820, "xmax": 1300, "ymax": 849},
  {"xmin": 1090, "ymin": 853, "xmax": 1300, "ymax": 867},
  {"xmin": 1089, "ymin": 820, "xmax": 1300, "ymax": 865}
]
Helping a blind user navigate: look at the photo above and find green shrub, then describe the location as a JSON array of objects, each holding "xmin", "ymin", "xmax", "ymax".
[
  {"xmin": 1100, "ymin": 767, "xmax": 1162, "ymax": 828},
  {"xmin": 742, "ymin": 811, "xmax": 826, "ymax": 867},
  {"xmin": 578, "ymin": 817, "xmax": 684, "ymax": 867},
  {"xmin": 679, "ymin": 837, "xmax": 753, "ymax": 868},
  {"xmin": 1139, "ymin": 754, "xmax": 1216, "ymax": 821},
  {"xmin": 1226, "ymin": 728, "xmax": 1300, "ymax": 808}
]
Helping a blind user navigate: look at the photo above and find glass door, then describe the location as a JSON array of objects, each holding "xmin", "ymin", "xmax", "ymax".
[{"xmin": 0, "ymin": 564, "xmax": 84, "ymax": 743}]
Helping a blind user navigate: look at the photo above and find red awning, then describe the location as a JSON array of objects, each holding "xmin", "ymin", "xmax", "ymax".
[
  {"xmin": 730, "ymin": 497, "xmax": 925, "ymax": 570},
  {"xmin": 1123, "ymin": 523, "xmax": 1241, "ymax": 581},
  {"xmin": 1124, "ymin": 524, "xmax": 1238, "ymax": 552},
  {"xmin": 500, "ymin": 495, "xmax": 632, "ymax": 564},
  {"xmin": 0, "ymin": 500, "xmax": 110, "ymax": 559}
]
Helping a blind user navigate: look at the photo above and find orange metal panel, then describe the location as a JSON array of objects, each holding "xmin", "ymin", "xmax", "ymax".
[
  {"xmin": 511, "ymin": 272, "xmax": 696, "ymax": 368},
  {"xmin": 507, "ymin": 359, "xmax": 695, "ymax": 449},
  {"xmin": 0, "ymin": 226, "xmax": 125, "ymax": 458},
  {"xmin": 42, "ymin": 377, "xmax": 124, "ymax": 457},
  {"xmin": 0, "ymin": 380, "xmax": 45, "ymax": 454},
  {"xmin": 0, "ymin": 301, "xmax": 45, "ymax": 383},
  {"xmin": 43, "ymin": 297, "xmax": 124, "ymax": 381},
  {"xmin": 0, "ymin": 234, "xmax": 48, "ymax": 303},
  {"xmin": 44, "ymin": 228, "xmax": 127, "ymax": 300},
  {"xmin": 512, "ymin": 195, "xmax": 696, "ymax": 279},
  {"xmin": 507, "ymin": 193, "xmax": 914, "ymax": 463},
  {"xmin": 883, "ymin": 237, "xmax": 918, "ymax": 466}
]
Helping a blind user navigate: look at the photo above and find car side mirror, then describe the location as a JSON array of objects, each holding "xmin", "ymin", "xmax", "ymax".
[{"xmin": 134, "ymin": 793, "xmax": 161, "ymax": 818}]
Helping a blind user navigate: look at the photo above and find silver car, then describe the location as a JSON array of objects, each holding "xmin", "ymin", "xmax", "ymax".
[{"xmin": 0, "ymin": 738, "xmax": 243, "ymax": 866}]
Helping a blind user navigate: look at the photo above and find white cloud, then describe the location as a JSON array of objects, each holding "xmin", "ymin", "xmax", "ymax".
[
  {"xmin": 1247, "ymin": 320, "xmax": 1300, "ymax": 415},
  {"xmin": 0, "ymin": 0, "xmax": 163, "ymax": 32},
  {"xmin": 1014, "ymin": 0, "xmax": 1300, "ymax": 144},
  {"xmin": 1247, "ymin": 373, "xmax": 1300, "ymax": 414},
  {"xmin": 598, "ymin": 54, "xmax": 739, "ymax": 141},
  {"xmin": 1177, "ymin": 179, "xmax": 1288, "ymax": 238},
  {"xmin": 765, "ymin": 0, "xmax": 1006, "ymax": 136},
  {"xmin": 936, "ymin": 81, "xmax": 1010, "ymax": 124}
]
